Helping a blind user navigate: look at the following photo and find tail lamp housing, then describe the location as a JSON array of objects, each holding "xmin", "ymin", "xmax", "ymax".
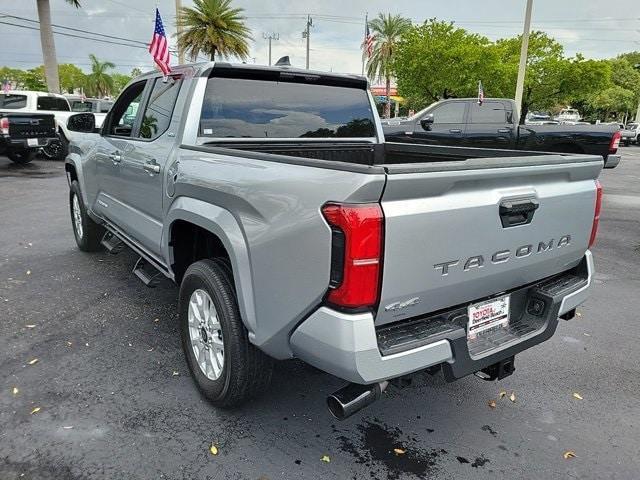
[
  {"xmin": 588, "ymin": 179, "xmax": 603, "ymax": 248},
  {"xmin": 322, "ymin": 203, "xmax": 384, "ymax": 310},
  {"xmin": 0, "ymin": 117, "xmax": 8, "ymax": 135},
  {"xmin": 609, "ymin": 130, "xmax": 621, "ymax": 153}
]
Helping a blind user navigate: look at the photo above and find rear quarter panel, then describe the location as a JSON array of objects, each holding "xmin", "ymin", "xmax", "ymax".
[{"xmin": 518, "ymin": 124, "xmax": 616, "ymax": 157}]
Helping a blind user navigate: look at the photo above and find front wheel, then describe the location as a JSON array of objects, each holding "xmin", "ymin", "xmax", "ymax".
[
  {"xmin": 7, "ymin": 148, "xmax": 35, "ymax": 164},
  {"xmin": 69, "ymin": 180, "xmax": 104, "ymax": 252},
  {"xmin": 179, "ymin": 259, "xmax": 274, "ymax": 407}
]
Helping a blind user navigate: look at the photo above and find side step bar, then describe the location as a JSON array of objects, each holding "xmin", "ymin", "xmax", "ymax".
[
  {"xmin": 133, "ymin": 256, "xmax": 162, "ymax": 288},
  {"xmin": 101, "ymin": 231, "xmax": 124, "ymax": 254}
]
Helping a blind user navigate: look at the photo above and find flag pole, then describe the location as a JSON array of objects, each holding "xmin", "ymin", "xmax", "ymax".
[
  {"xmin": 514, "ymin": 0, "xmax": 534, "ymax": 123},
  {"xmin": 361, "ymin": 12, "xmax": 367, "ymax": 76}
]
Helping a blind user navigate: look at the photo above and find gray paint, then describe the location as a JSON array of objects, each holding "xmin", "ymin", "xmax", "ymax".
[{"xmin": 65, "ymin": 61, "xmax": 600, "ymax": 378}]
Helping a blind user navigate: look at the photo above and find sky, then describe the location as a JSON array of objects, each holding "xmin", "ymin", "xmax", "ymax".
[{"xmin": 0, "ymin": 0, "xmax": 638, "ymax": 77}]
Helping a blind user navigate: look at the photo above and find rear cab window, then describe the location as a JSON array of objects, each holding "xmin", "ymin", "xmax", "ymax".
[
  {"xmin": 37, "ymin": 96, "xmax": 70, "ymax": 111},
  {"xmin": 199, "ymin": 75, "xmax": 376, "ymax": 139},
  {"xmin": 0, "ymin": 94, "xmax": 27, "ymax": 109}
]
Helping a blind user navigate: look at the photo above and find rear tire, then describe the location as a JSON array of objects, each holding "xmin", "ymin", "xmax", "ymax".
[
  {"xmin": 69, "ymin": 180, "xmax": 104, "ymax": 252},
  {"xmin": 179, "ymin": 259, "xmax": 273, "ymax": 407},
  {"xmin": 42, "ymin": 132, "xmax": 69, "ymax": 161},
  {"xmin": 7, "ymin": 148, "xmax": 35, "ymax": 164}
]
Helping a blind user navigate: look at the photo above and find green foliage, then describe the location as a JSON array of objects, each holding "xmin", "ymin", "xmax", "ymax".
[
  {"xmin": 58, "ymin": 64, "xmax": 86, "ymax": 94},
  {"xmin": 130, "ymin": 67, "xmax": 143, "ymax": 78},
  {"xmin": 394, "ymin": 20, "xmax": 505, "ymax": 109},
  {"xmin": 176, "ymin": 0, "xmax": 252, "ymax": 61},
  {"xmin": 111, "ymin": 73, "xmax": 132, "ymax": 95},
  {"xmin": 84, "ymin": 54, "xmax": 115, "ymax": 97},
  {"xmin": 366, "ymin": 13, "xmax": 411, "ymax": 118}
]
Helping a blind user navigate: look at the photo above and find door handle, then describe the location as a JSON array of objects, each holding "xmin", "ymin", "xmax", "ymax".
[
  {"xmin": 108, "ymin": 152, "xmax": 122, "ymax": 164},
  {"xmin": 449, "ymin": 129, "xmax": 462, "ymax": 134},
  {"xmin": 497, "ymin": 128, "xmax": 512, "ymax": 133},
  {"xmin": 143, "ymin": 161, "xmax": 160, "ymax": 174}
]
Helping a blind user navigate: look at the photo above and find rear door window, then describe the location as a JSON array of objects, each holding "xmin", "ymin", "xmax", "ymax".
[
  {"xmin": 0, "ymin": 94, "xmax": 27, "ymax": 109},
  {"xmin": 199, "ymin": 77, "xmax": 376, "ymax": 138},
  {"xmin": 37, "ymin": 96, "xmax": 70, "ymax": 111},
  {"xmin": 469, "ymin": 102, "xmax": 507, "ymax": 123}
]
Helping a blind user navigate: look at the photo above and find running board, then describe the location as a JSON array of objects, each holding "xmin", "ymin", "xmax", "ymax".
[
  {"xmin": 133, "ymin": 256, "xmax": 162, "ymax": 288},
  {"xmin": 101, "ymin": 231, "xmax": 124, "ymax": 254}
]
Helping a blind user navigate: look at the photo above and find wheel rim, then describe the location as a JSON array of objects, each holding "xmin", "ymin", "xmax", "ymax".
[
  {"xmin": 188, "ymin": 289, "xmax": 224, "ymax": 380},
  {"xmin": 72, "ymin": 194, "xmax": 83, "ymax": 239}
]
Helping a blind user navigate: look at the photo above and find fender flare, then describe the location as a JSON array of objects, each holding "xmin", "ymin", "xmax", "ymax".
[
  {"xmin": 64, "ymin": 154, "xmax": 87, "ymax": 204},
  {"xmin": 163, "ymin": 197, "xmax": 257, "ymax": 335}
]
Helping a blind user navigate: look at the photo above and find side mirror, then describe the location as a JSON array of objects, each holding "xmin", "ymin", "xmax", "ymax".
[
  {"xmin": 420, "ymin": 114, "xmax": 434, "ymax": 130},
  {"xmin": 67, "ymin": 113, "xmax": 96, "ymax": 133}
]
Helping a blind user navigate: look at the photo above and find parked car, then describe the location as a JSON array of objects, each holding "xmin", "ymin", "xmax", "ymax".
[
  {"xmin": 382, "ymin": 98, "xmax": 621, "ymax": 169},
  {"xmin": 65, "ymin": 95, "xmax": 113, "ymax": 115},
  {"xmin": 65, "ymin": 63, "xmax": 602, "ymax": 419},
  {"xmin": 621, "ymin": 123, "xmax": 638, "ymax": 146},
  {"xmin": 554, "ymin": 107, "xmax": 581, "ymax": 123},
  {"xmin": 0, "ymin": 109, "xmax": 57, "ymax": 164}
]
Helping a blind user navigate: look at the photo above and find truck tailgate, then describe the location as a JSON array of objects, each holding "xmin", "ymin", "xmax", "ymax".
[
  {"xmin": 3, "ymin": 113, "xmax": 56, "ymax": 140},
  {"xmin": 376, "ymin": 154, "xmax": 602, "ymax": 326}
]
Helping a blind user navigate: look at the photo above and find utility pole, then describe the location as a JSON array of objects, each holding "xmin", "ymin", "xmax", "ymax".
[
  {"xmin": 263, "ymin": 32, "xmax": 279, "ymax": 66},
  {"xmin": 514, "ymin": 0, "xmax": 534, "ymax": 123},
  {"xmin": 175, "ymin": 0, "xmax": 185, "ymax": 64},
  {"xmin": 302, "ymin": 15, "xmax": 313, "ymax": 69}
]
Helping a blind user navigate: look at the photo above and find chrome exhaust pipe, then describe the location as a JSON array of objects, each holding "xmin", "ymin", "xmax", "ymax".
[{"xmin": 327, "ymin": 381, "xmax": 389, "ymax": 420}]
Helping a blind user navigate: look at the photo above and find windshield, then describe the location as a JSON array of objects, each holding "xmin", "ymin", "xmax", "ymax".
[
  {"xmin": 200, "ymin": 77, "xmax": 376, "ymax": 138},
  {"xmin": 71, "ymin": 101, "xmax": 94, "ymax": 112}
]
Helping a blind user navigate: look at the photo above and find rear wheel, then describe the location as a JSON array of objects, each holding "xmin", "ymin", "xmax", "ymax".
[
  {"xmin": 179, "ymin": 259, "xmax": 273, "ymax": 407},
  {"xmin": 42, "ymin": 132, "xmax": 69, "ymax": 161},
  {"xmin": 7, "ymin": 148, "xmax": 35, "ymax": 164},
  {"xmin": 69, "ymin": 180, "xmax": 104, "ymax": 252}
]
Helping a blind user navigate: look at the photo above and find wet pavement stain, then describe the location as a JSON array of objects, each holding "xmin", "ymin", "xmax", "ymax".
[
  {"xmin": 481, "ymin": 425, "xmax": 498, "ymax": 437},
  {"xmin": 337, "ymin": 421, "xmax": 444, "ymax": 479},
  {"xmin": 471, "ymin": 456, "xmax": 490, "ymax": 468}
]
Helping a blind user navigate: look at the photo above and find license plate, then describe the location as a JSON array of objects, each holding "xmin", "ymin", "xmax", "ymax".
[
  {"xmin": 27, "ymin": 138, "xmax": 38, "ymax": 147},
  {"xmin": 467, "ymin": 295, "xmax": 510, "ymax": 340}
]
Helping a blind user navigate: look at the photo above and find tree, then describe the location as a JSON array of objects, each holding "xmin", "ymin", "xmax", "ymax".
[
  {"xmin": 22, "ymin": 66, "xmax": 47, "ymax": 91},
  {"xmin": 176, "ymin": 0, "xmax": 252, "ymax": 61},
  {"xmin": 366, "ymin": 13, "xmax": 411, "ymax": 118},
  {"xmin": 111, "ymin": 73, "xmax": 132, "ymax": 95},
  {"xmin": 36, "ymin": 0, "xmax": 81, "ymax": 93},
  {"xmin": 85, "ymin": 54, "xmax": 115, "ymax": 97},
  {"xmin": 393, "ymin": 20, "xmax": 505, "ymax": 110},
  {"xmin": 58, "ymin": 63, "xmax": 86, "ymax": 94},
  {"xmin": 586, "ymin": 86, "xmax": 636, "ymax": 121},
  {"xmin": 130, "ymin": 67, "xmax": 143, "ymax": 78},
  {"xmin": 495, "ymin": 32, "xmax": 610, "ymax": 122}
]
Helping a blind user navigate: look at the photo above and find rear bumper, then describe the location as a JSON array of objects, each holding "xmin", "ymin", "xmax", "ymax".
[
  {"xmin": 0, "ymin": 135, "xmax": 56, "ymax": 150},
  {"xmin": 290, "ymin": 251, "xmax": 593, "ymax": 384},
  {"xmin": 604, "ymin": 154, "xmax": 621, "ymax": 169}
]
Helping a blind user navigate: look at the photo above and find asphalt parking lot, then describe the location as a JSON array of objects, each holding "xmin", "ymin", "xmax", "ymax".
[{"xmin": 1, "ymin": 148, "xmax": 639, "ymax": 480}]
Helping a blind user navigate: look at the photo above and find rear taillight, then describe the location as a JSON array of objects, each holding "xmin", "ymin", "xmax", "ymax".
[
  {"xmin": 322, "ymin": 203, "xmax": 384, "ymax": 309},
  {"xmin": 609, "ymin": 130, "xmax": 621, "ymax": 153},
  {"xmin": 0, "ymin": 117, "xmax": 8, "ymax": 135},
  {"xmin": 589, "ymin": 180, "xmax": 603, "ymax": 248}
]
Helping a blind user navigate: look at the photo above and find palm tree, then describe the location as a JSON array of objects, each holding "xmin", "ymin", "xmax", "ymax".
[
  {"xmin": 85, "ymin": 54, "xmax": 115, "ymax": 98},
  {"xmin": 176, "ymin": 0, "xmax": 252, "ymax": 61},
  {"xmin": 366, "ymin": 13, "xmax": 411, "ymax": 118},
  {"xmin": 36, "ymin": 0, "xmax": 81, "ymax": 93}
]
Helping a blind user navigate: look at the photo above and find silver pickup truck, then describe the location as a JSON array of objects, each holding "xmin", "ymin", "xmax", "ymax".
[{"xmin": 65, "ymin": 63, "xmax": 602, "ymax": 419}]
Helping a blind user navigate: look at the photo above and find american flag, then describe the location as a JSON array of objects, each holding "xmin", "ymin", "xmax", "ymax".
[
  {"xmin": 2, "ymin": 79, "xmax": 10, "ymax": 94},
  {"xmin": 149, "ymin": 8, "xmax": 171, "ymax": 75},
  {"xmin": 477, "ymin": 80, "xmax": 484, "ymax": 105},
  {"xmin": 363, "ymin": 20, "xmax": 374, "ymax": 58}
]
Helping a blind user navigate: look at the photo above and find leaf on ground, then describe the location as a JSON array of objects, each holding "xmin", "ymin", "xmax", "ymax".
[
  {"xmin": 147, "ymin": 348, "xmax": 154, "ymax": 352},
  {"xmin": 67, "ymin": 341, "xmax": 73, "ymax": 346},
  {"xmin": 509, "ymin": 392, "xmax": 516, "ymax": 403},
  {"xmin": 209, "ymin": 444, "xmax": 218, "ymax": 455},
  {"xmin": 26, "ymin": 270, "xmax": 31, "ymax": 275},
  {"xmin": 172, "ymin": 371, "xmax": 179, "ymax": 376},
  {"xmin": 563, "ymin": 451, "xmax": 577, "ymax": 459},
  {"xmin": 393, "ymin": 448, "xmax": 406, "ymax": 455},
  {"xmin": 12, "ymin": 387, "xmax": 19, "ymax": 395},
  {"xmin": 154, "ymin": 318, "xmax": 160, "ymax": 323},
  {"xmin": 573, "ymin": 392, "xmax": 583, "ymax": 400},
  {"xmin": 583, "ymin": 333, "xmax": 591, "ymax": 337},
  {"xmin": 321, "ymin": 455, "xmax": 331, "ymax": 463},
  {"xmin": 63, "ymin": 426, "xmax": 74, "ymax": 429},
  {"xmin": 25, "ymin": 324, "xmax": 36, "ymax": 329},
  {"xmin": 576, "ymin": 312, "xmax": 582, "ymax": 318},
  {"xmin": 30, "ymin": 407, "xmax": 41, "ymax": 415},
  {"xmin": 27, "ymin": 358, "xmax": 38, "ymax": 365},
  {"xmin": 488, "ymin": 400, "xmax": 497, "ymax": 409},
  {"xmin": 499, "ymin": 391, "xmax": 507, "ymax": 398}
]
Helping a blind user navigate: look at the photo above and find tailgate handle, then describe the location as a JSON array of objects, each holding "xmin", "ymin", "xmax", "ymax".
[{"xmin": 499, "ymin": 199, "xmax": 539, "ymax": 228}]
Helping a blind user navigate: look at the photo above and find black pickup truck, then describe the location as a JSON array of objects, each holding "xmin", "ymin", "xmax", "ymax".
[
  {"xmin": 382, "ymin": 98, "xmax": 621, "ymax": 168},
  {"xmin": 0, "ymin": 112, "xmax": 57, "ymax": 164}
]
